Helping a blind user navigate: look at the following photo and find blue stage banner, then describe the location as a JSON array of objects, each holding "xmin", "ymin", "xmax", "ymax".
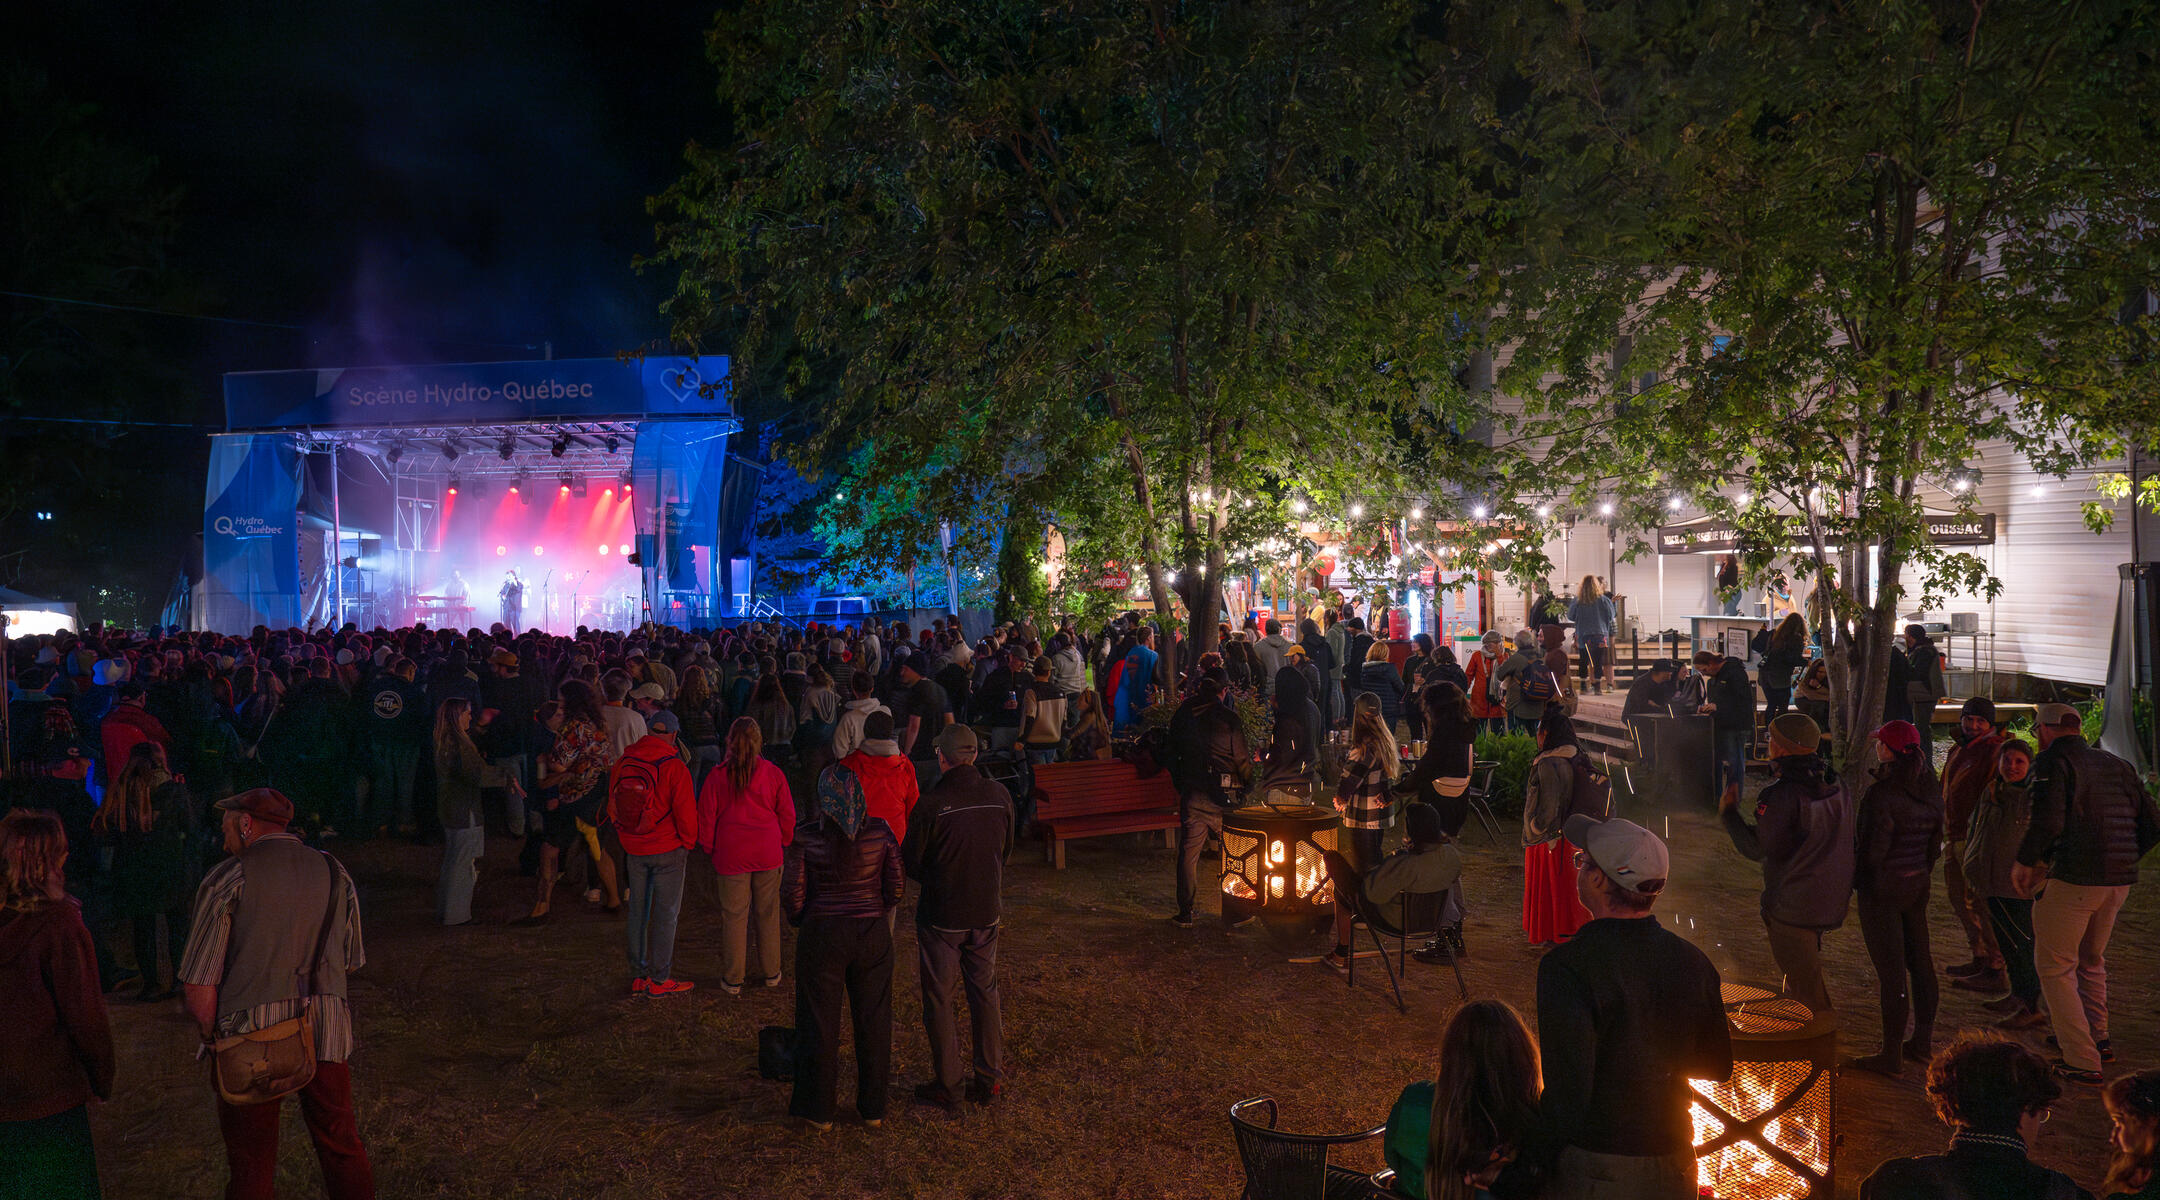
[
  {"xmin": 196, "ymin": 434, "xmax": 304, "ymax": 632},
  {"xmin": 223, "ymin": 356, "xmax": 730, "ymax": 430}
]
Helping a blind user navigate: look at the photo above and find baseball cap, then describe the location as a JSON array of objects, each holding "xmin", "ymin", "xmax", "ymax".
[
  {"xmin": 489, "ymin": 648, "xmax": 520, "ymax": 669},
  {"xmin": 2035, "ymin": 702, "xmax": 2081, "ymax": 730},
  {"xmin": 630, "ymin": 682, "xmax": 665, "ymax": 701},
  {"xmin": 933, "ymin": 722, "xmax": 979, "ymax": 758},
  {"xmin": 216, "ymin": 788, "xmax": 296, "ymax": 825},
  {"xmin": 1562, "ymin": 815, "xmax": 1669, "ymax": 895},
  {"xmin": 1872, "ymin": 720, "xmax": 1922, "ymax": 755},
  {"xmin": 1650, "ymin": 657, "xmax": 1678, "ymax": 675},
  {"xmin": 644, "ymin": 710, "xmax": 680, "ymax": 734}
]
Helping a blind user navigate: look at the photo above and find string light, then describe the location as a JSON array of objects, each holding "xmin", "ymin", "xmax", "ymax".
[
  {"xmin": 1736, "ymin": 492, "xmax": 1751, "ymax": 506},
  {"xmin": 1471, "ymin": 505, "xmax": 1488, "ymax": 519},
  {"xmin": 1536, "ymin": 505, "xmax": 1551, "ymax": 519},
  {"xmin": 1349, "ymin": 503, "xmax": 1365, "ymax": 518},
  {"xmin": 1290, "ymin": 498, "xmax": 1309, "ymax": 515},
  {"xmin": 1667, "ymin": 496, "xmax": 1684, "ymax": 512},
  {"xmin": 1599, "ymin": 503, "xmax": 1614, "ymax": 516},
  {"xmin": 1409, "ymin": 506, "xmax": 1424, "ymax": 519}
]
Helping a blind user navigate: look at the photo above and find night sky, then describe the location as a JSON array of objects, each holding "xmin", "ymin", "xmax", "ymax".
[{"xmin": 15, "ymin": 0, "xmax": 718, "ymax": 393}]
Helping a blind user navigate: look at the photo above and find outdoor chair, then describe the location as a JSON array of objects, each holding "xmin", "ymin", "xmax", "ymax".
[
  {"xmin": 1366, "ymin": 1168, "xmax": 1418, "ymax": 1199},
  {"xmin": 1228, "ymin": 1096, "xmax": 1386, "ymax": 1200},
  {"xmin": 1346, "ymin": 887, "xmax": 1467, "ymax": 1013},
  {"xmin": 1461, "ymin": 760, "xmax": 1503, "ymax": 845}
]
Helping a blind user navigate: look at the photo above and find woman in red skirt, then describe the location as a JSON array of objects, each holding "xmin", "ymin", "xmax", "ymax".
[{"xmin": 1521, "ymin": 705, "xmax": 1592, "ymax": 945}]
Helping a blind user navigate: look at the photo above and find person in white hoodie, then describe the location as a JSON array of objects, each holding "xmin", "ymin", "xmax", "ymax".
[{"xmin": 828, "ymin": 670, "xmax": 892, "ymax": 760}]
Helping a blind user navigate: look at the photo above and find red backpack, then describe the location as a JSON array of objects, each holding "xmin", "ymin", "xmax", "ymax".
[{"xmin": 609, "ymin": 753, "xmax": 666, "ymax": 839}]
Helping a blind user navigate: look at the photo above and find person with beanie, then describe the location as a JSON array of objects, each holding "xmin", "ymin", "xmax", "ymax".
[
  {"xmin": 1719, "ymin": 712, "xmax": 1856, "ymax": 1018},
  {"xmin": 1847, "ymin": 720, "xmax": 1945, "ymax": 1078},
  {"xmin": 1939, "ymin": 696, "xmax": 2008, "ymax": 992}
]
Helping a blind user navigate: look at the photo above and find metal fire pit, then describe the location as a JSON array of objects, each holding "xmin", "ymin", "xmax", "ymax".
[
  {"xmin": 1691, "ymin": 982, "xmax": 1836, "ymax": 1200},
  {"xmin": 1220, "ymin": 803, "xmax": 1338, "ymax": 929}
]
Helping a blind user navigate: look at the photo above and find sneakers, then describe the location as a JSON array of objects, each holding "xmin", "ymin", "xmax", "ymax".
[
  {"xmin": 864, "ymin": 1118, "xmax": 883, "ymax": 1128},
  {"xmin": 1844, "ymin": 1052, "xmax": 1902, "ymax": 1079},
  {"xmin": 1996, "ymin": 1008, "xmax": 2050, "ymax": 1031},
  {"xmin": 631, "ymin": 978, "xmax": 650, "ymax": 997},
  {"xmin": 758, "ymin": 974, "xmax": 784, "ymax": 988},
  {"xmin": 645, "ymin": 978, "xmax": 696, "ymax": 997},
  {"xmin": 1168, "ymin": 912, "xmax": 1196, "ymax": 929},
  {"xmin": 965, "ymin": 1078, "xmax": 1002, "ymax": 1107},
  {"xmin": 912, "ymin": 1082, "xmax": 961, "ymax": 1112},
  {"xmin": 1321, "ymin": 951, "xmax": 1350, "ymax": 977},
  {"xmin": 584, "ymin": 888, "xmax": 604, "ymax": 905},
  {"xmin": 1949, "ymin": 971, "xmax": 2008, "ymax": 993},
  {"xmin": 800, "ymin": 1116, "xmax": 833, "ymax": 1132},
  {"xmin": 1413, "ymin": 939, "xmax": 1453, "ymax": 965},
  {"xmin": 1980, "ymin": 994, "xmax": 2029, "ymax": 1015},
  {"xmin": 2046, "ymin": 1035, "xmax": 2114, "ymax": 1063},
  {"xmin": 717, "ymin": 980, "xmax": 743, "ymax": 996},
  {"xmin": 2054, "ymin": 1062, "xmax": 2105, "ymax": 1087},
  {"xmin": 1944, "ymin": 957, "xmax": 1997, "ymax": 978}
]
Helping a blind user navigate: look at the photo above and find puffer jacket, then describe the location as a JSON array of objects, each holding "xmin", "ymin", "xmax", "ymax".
[
  {"xmin": 2016, "ymin": 735, "xmax": 2157, "ymax": 887},
  {"xmin": 1962, "ymin": 777, "xmax": 2033, "ymax": 899},
  {"xmin": 1721, "ymin": 758, "xmax": 1856, "ymax": 931},
  {"xmin": 1358, "ymin": 660, "xmax": 1407, "ymax": 725},
  {"xmin": 1854, "ymin": 769, "xmax": 1944, "ymax": 906},
  {"xmin": 784, "ymin": 818, "xmax": 902, "ymax": 922}
]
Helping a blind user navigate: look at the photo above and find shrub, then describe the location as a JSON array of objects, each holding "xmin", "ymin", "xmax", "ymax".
[{"xmin": 1472, "ymin": 729, "xmax": 1540, "ymax": 820}]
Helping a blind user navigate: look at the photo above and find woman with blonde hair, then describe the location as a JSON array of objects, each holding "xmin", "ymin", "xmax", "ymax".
[
  {"xmin": 1384, "ymin": 999, "xmax": 1543, "ymax": 1200},
  {"xmin": 1066, "ymin": 689, "xmax": 1113, "ymax": 761},
  {"xmin": 94, "ymin": 740, "xmax": 197, "ymax": 1001},
  {"xmin": 1336, "ymin": 692, "xmax": 1402, "ymax": 870},
  {"xmin": 433, "ymin": 695, "xmax": 521, "ymax": 926},
  {"xmin": 696, "ymin": 718, "xmax": 796, "ymax": 995},
  {"xmin": 1568, "ymin": 574, "xmax": 1617, "ymax": 695},
  {"xmin": 2104, "ymin": 1070, "xmax": 2160, "ymax": 1200},
  {"xmin": 0, "ymin": 809, "xmax": 114, "ymax": 1198}
]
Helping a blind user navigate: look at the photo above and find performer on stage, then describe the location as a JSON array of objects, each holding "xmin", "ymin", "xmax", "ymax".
[
  {"xmin": 500, "ymin": 570, "xmax": 526, "ymax": 631},
  {"xmin": 445, "ymin": 569, "xmax": 469, "ymax": 605}
]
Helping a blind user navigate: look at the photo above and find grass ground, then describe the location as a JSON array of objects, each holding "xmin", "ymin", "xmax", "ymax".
[{"xmin": 94, "ymin": 785, "xmax": 2154, "ymax": 1199}]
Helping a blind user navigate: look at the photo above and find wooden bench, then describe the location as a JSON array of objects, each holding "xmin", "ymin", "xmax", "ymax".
[{"xmin": 1033, "ymin": 759, "xmax": 1181, "ymax": 869}]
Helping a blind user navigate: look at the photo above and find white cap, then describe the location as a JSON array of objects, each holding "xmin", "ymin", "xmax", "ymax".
[{"xmin": 1563, "ymin": 815, "xmax": 1669, "ymax": 895}]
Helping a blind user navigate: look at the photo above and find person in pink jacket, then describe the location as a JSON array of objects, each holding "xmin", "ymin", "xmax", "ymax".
[{"xmin": 697, "ymin": 717, "xmax": 797, "ymax": 995}]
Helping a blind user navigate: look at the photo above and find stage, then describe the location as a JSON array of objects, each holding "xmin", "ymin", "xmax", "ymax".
[{"xmin": 195, "ymin": 356, "xmax": 756, "ymax": 634}]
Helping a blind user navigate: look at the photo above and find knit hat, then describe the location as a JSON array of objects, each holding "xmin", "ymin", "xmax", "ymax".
[
  {"xmin": 1766, "ymin": 712, "xmax": 1821, "ymax": 759},
  {"xmin": 1960, "ymin": 696, "xmax": 1997, "ymax": 723},
  {"xmin": 1873, "ymin": 720, "xmax": 1922, "ymax": 755}
]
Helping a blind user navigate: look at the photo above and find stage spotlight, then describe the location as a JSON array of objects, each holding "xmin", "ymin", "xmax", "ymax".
[
  {"xmin": 604, "ymin": 435, "xmax": 619, "ymax": 454},
  {"xmin": 497, "ymin": 437, "xmax": 516, "ymax": 461},
  {"xmin": 558, "ymin": 470, "xmax": 573, "ymax": 495},
  {"xmin": 441, "ymin": 440, "xmax": 461, "ymax": 463},
  {"xmin": 533, "ymin": 545, "xmax": 545, "ymax": 556},
  {"xmin": 495, "ymin": 545, "xmax": 506, "ymax": 556},
  {"xmin": 446, "ymin": 473, "xmax": 461, "ymax": 496},
  {"xmin": 550, "ymin": 435, "xmax": 570, "ymax": 458},
  {"xmin": 619, "ymin": 471, "xmax": 633, "ymax": 491},
  {"xmin": 618, "ymin": 544, "xmax": 631, "ymax": 556},
  {"xmin": 598, "ymin": 544, "xmax": 611, "ymax": 555},
  {"xmin": 572, "ymin": 477, "xmax": 588, "ymax": 498},
  {"xmin": 387, "ymin": 442, "xmax": 405, "ymax": 465}
]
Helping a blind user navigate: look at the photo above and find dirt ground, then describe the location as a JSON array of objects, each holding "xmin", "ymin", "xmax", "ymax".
[{"xmin": 93, "ymin": 784, "xmax": 2155, "ymax": 1199}]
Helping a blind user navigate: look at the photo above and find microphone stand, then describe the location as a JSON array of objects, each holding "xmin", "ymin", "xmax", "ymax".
[{"xmin": 540, "ymin": 569, "xmax": 555, "ymax": 634}]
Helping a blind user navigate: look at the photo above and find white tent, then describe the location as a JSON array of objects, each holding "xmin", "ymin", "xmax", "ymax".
[{"xmin": 0, "ymin": 586, "xmax": 81, "ymax": 638}]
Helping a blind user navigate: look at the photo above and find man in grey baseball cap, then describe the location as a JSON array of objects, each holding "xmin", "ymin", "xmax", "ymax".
[{"xmin": 1538, "ymin": 815, "xmax": 1733, "ymax": 1200}]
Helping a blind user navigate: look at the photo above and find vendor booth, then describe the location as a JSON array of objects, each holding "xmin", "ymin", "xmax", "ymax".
[{"xmin": 195, "ymin": 356, "xmax": 752, "ymax": 634}]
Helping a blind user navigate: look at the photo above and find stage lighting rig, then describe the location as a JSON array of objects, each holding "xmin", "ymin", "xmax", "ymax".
[
  {"xmin": 558, "ymin": 470, "xmax": 574, "ymax": 494},
  {"xmin": 386, "ymin": 442, "xmax": 405, "ymax": 465},
  {"xmin": 572, "ymin": 476, "xmax": 588, "ymax": 498},
  {"xmin": 603, "ymin": 435, "xmax": 620, "ymax": 454},
  {"xmin": 498, "ymin": 437, "xmax": 516, "ymax": 461},
  {"xmin": 550, "ymin": 434, "xmax": 570, "ymax": 458},
  {"xmin": 441, "ymin": 440, "xmax": 461, "ymax": 463}
]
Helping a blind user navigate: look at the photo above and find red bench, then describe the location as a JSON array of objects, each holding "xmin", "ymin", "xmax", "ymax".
[{"xmin": 1033, "ymin": 760, "xmax": 1181, "ymax": 869}]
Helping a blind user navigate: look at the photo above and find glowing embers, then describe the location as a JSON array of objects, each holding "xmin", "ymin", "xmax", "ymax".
[
  {"xmin": 1691, "ymin": 982, "xmax": 1835, "ymax": 1200},
  {"xmin": 1220, "ymin": 804, "xmax": 1337, "ymax": 925}
]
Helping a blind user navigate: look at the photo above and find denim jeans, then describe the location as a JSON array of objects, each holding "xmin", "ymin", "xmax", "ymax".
[
  {"xmin": 625, "ymin": 848, "xmax": 690, "ymax": 982},
  {"xmin": 1713, "ymin": 729, "xmax": 1749, "ymax": 797},
  {"xmin": 437, "ymin": 824, "xmax": 485, "ymax": 925},
  {"xmin": 1174, "ymin": 796, "xmax": 1226, "ymax": 920},
  {"xmin": 367, "ymin": 741, "xmax": 420, "ymax": 831}
]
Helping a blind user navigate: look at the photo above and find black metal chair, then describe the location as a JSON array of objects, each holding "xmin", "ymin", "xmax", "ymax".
[
  {"xmin": 1347, "ymin": 887, "xmax": 1468, "ymax": 1012},
  {"xmin": 1228, "ymin": 1096, "xmax": 1387, "ymax": 1200},
  {"xmin": 1462, "ymin": 760, "xmax": 1503, "ymax": 845}
]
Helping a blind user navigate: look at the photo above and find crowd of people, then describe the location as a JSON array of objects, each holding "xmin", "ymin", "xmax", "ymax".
[{"xmin": 2, "ymin": 598, "xmax": 2158, "ymax": 1199}]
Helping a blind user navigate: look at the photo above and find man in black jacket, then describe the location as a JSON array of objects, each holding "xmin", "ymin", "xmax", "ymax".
[
  {"xmin": 1693, "ymin": 650, "xmax": 1756, "ymax": 807},
  {"xmin": 1541, "ymin": 815, "xmax": 1732, "ymax": 1199},
  {"xmin": 1167, "ymin": 677, "xmax": 1250, "ymax": 928},
  {"xmin": 903, "ymin": 724, "xmax": 1014, "ymax": 1110},
  {"xmin": 2012, "ymin": 703, "xmax": 2160, "ymax": 1085}
]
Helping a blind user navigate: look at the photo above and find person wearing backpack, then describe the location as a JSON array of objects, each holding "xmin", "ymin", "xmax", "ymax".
[
  {"xmin": 608, "ymin": 711, "xmax": 699, "ymax": 997},
  {"xmin": 1495, "ymin": 630, "xmax": 1546, "ymax": 735},
  {"xmin": 1522, "ymin": 707, "xmax": 1600, "ymax": 946}
]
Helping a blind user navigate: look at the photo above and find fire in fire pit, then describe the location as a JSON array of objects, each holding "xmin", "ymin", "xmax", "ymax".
[
  {"xmin": 1219, "ymin": 803, "xmax": 1337, "ymax": 925},
  {"xmin": 1690, "ymin": 982, "xmax": 1835, "ymax": 1200}
]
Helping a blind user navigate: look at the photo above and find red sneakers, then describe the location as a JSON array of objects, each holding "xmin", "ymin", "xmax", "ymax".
[
  {"xmin": 645, "ymin": 978, "xmax": 696, "ymax": 997},
  {"xmin": 631, "ymin": 978, "xmax": 650, "ymax": 996}
]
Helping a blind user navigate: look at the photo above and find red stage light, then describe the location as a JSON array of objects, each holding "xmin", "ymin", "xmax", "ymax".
[
  {"xmin": 603, "ymin": 487, "xmax": 614, "ymax": 496},
  {"xmin": 447, "ymin": 486, "xmax": 458, "ymax": 496},
  {"xmin": 598, "ymin": 544, "xmax": 611, "ymax": 555},
  {"xmin": 532, "ymin": 545, "xmax": 545, "ymax": 556},
  {"xmin": 560, "ymin": 485, "xmax": 570, "ymax": 494},
  {"xmin": 495, "ymin": 545, "xmax": 506, "ymax": 556},
  {"xmin": 508, "ymin": 486, "xmax": 520, "ymax": 495}
]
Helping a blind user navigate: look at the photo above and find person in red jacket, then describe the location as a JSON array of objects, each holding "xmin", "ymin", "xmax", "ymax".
[
  {"xmin": 836, "ymin": 710, "xmax": 920, "ymax": 839},
  {"xmin": 98, "ymin": 683, "xmax": 171, "ymax": 792},
  {"xmin": 608, "ymin": 711, "xmax": 699, "ymax": 998},
  {"xmin": 696, "ymin": 718, "xmax": 796, "ymax": 995},
  {"xmin": 0, "ymin": 809, "xmax": 115, "ymax": 1200}
]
